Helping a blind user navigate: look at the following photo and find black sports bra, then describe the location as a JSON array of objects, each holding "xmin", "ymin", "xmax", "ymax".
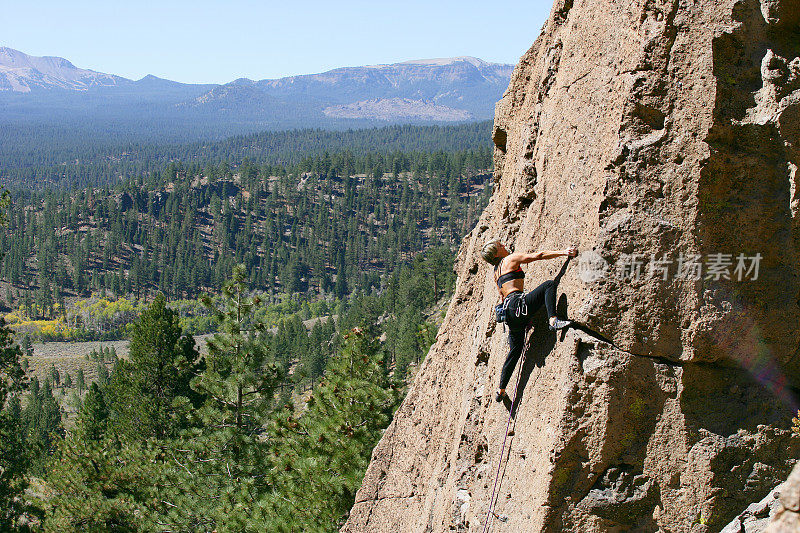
[{"xmin": 495, "ymin": 259, "xmax": 525, "ymax": 288}]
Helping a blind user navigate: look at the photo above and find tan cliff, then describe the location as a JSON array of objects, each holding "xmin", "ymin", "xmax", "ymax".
[{"xmin": 343, "ymin": 0, "xmax": 800, "ymax": 531}]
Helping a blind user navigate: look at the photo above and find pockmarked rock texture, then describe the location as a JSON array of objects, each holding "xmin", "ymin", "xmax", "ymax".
[
  {"xmin": 720, "ymin": 463, "xmax": 794, "ymax": 533},
  {"xmin": 766, "ymin": 462, "xmax": 800, "ymax": 532},
  {"xmin": 720, "ymin": 462, "xmax": 800, "ymax": 533},
  {"xmin": 343, "ymin": 0, "xmax": 800, "ymax": 531}
]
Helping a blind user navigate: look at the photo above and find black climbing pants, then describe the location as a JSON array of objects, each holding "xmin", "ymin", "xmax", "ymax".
[{"xmin": 498, "ymin": 279, "xmax": 558, "ymax": 390}]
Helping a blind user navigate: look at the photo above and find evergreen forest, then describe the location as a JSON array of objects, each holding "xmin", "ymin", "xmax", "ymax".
[{"xmin": 1, "ymin": 121, "xmax": 491, "ymax": 188}]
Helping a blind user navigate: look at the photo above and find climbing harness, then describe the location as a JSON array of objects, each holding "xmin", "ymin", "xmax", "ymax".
[
  {"xmin": 495, "ymin": 292, "xmax": 525, "ymax": 325},
  {"xmin": 481, "ymin": 326, "xmax": 532, "ymax": 533},
  {"xmin": 514, "ymin": 294, "xmax": 528, "ymax": 318}
]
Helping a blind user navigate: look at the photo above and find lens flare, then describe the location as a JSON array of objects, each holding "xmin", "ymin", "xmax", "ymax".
[{"xmin": 702, "ymin": 289, "xmax": 798, "ymax": 412}]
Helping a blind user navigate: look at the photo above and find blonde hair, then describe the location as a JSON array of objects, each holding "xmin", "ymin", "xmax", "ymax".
[{"xmin": 480, "ymin": 239, "xmax": 502, "ymax": 266}]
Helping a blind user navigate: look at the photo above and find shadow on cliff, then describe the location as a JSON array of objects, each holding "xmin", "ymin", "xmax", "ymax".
[
  {"xmin": 698, "ymin": 0, "xmax": 800, "ymax": 385},
  {"xmin": 559, "ymin": 314, "xmax": 800, "ymax": 531},
  {"xmin": 506, "ymin": 309, "xmax": 558, "ymax": 417},
  {"xmin": 506, "ymin": 283, "xmax": 800, "ymax": 530}
]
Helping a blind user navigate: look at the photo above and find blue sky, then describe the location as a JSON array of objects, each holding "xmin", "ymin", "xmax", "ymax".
[{"xmin": 1, "ymin": 0, "xmax": 552, "ymax": 84}]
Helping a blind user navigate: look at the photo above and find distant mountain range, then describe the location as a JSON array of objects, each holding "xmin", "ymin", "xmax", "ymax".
[
  {"xmin": 0, "ymin": 47, "xmax": 513, "ymax": 142},
  {"xmin": 0, "ymin": 47, "xmax": 127, "ymax": 92}
]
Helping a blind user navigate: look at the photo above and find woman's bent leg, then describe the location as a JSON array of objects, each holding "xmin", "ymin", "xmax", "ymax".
[
  {"xmin": 523, "ymin": 279, "xmax": 556, "ymax": 317},
  {"xmin": 544, "ymin": 280, "xmax": 557, "ymax": 317}
]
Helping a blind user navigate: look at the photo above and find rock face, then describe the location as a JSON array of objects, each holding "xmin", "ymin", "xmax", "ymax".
[
  {"xmin": 720, "ymin": 462, "xmax": 800, "ymax": 532},
  {"xmin": 322, "ymin": 98, "xmax": 473, "ymax": 121},
  {"xmin": 766, "ymin": 462, "xmax": 800, "ymax": 531},
  {"xmin": 343, "ymin": 0, "xmax": 800, "ymax": 532}
]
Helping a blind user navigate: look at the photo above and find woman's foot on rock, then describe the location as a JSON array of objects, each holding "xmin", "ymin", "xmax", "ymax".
[
  {"xmin": 549, "ymin": 317, "xmax": 572, "ymax": 331},
  {"xmin": 495, "ymin": 389, "xmax": 507, "ymax": 402}
]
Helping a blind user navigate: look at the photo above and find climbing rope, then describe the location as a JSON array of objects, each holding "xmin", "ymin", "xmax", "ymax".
[{"xmin": 481, "ymin": 326, "xmax": 532, "ymax": 533}]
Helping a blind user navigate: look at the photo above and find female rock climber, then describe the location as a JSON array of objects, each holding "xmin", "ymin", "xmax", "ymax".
[{"xmin": 480, "ymin": 240, "xmax": 578, "ymax": 402}]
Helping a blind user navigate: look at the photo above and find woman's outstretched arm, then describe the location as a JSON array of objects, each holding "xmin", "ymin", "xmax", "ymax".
[{"xmin": 505, "ymin": 247, "xmax": 577, "ymax": 269}]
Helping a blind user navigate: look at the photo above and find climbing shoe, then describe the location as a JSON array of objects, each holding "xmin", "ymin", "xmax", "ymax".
[
  {"xmin": 549, "ymin": 318, "xmax": 572, "ymax": 331},
  {"xmin": 494, "ymin": 389, "xmax": 507, "ymax": 402}
]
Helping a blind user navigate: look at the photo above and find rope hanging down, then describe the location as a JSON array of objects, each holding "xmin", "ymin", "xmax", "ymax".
[{"xmin": 481, "ymin": 326, "xmax": 534, "ymax": 533}]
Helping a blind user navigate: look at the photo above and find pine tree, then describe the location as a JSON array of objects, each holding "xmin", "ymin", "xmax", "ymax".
[
  {"xmin": 21, "ymin": 334, "xmax": 33, "ymax": 358},
  {"xmin": 77, "ymin": 383, "xmax": 108, "ymax": 442},
  {"xmin": 50, "ymin": 363, "xmax": 60, "ymax": 388},
  {"xmin": 0, "ymin": 317, "xmax": 30, "ymax": 529},
  {"xmin": 105, "ymin": 293, "xmax": 202, "ymax": 440},
  {"xmin": 263, "ymin": 327, "xmax": 398, "ymax": 531},
  {"xmin": 334, "ymin": 247, "xmax": 347, "ymax": 299},
  {"xmin": 25, "ymin": 379, "xmax": 63, "ymax": 473},
  {"xmin": 44, "ymin": 433, "xmax": 156, "ymax": 532},
  {"xmin": 96, "ymin": 363, "xmax": 109, "ymax": 386},
  {"xmin": 75, "ymin": 368, "xmax": 85, "ymax": 394},
  {"xmin": 194, "ymin": 264, "xmax": 281, "ymax": 454},
  {"xmin": 42, "ymin": 295, "xmax": 205, "ymax": 532},
  {"xmin": 159, "ymin": 264, "xmax": 283, "ymax": 530}
]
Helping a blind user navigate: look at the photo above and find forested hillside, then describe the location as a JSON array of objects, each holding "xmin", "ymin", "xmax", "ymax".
[
  {"xmin": 4, "ymin": 250, "xmax": 457, "ymax": 531},
  {"xmin": 0, "ymin": 147, "xmax": 491, "ymax": 317}
]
